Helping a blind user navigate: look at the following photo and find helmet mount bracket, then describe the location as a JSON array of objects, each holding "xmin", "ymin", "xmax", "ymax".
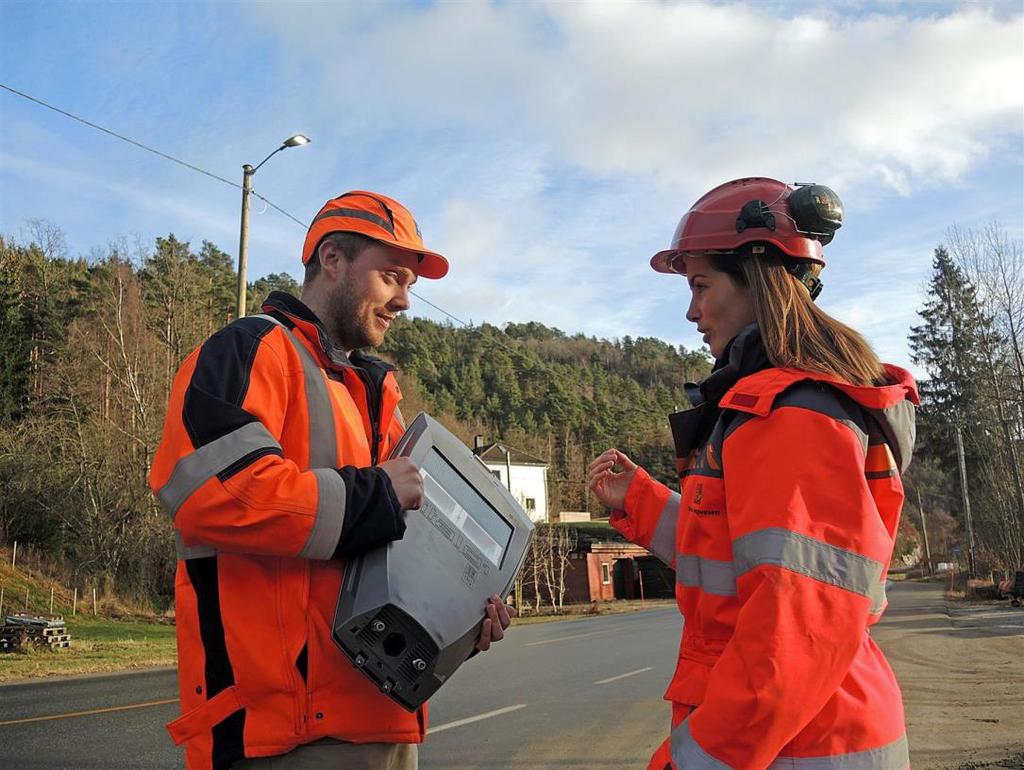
[{"xmin": 736, "ymin": 200, "xmax": 776, "ymax": 233}]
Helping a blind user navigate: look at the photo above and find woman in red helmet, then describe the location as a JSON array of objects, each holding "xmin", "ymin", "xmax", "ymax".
[{"xmin": 588, "ymin": 178, "xmax": 917, "ymax": 770}]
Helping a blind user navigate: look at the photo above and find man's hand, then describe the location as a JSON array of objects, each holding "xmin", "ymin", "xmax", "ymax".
[
  {"xmin": 379, "ymin": 457, "xmax": 423, "ymax": 510},
  {"xmin": 587, "ymin": 448, "xmax": 639, "ymax": 510},
  {"xmin": 475, "ymin": 594, "xmax": 514, "ymax": 652}
]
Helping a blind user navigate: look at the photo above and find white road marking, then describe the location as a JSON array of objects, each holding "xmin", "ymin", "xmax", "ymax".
[
  {"xmin": 526, "ymin": 628, "xmax": 623, "ymax": 647},
  {"xmin": 594, "ymin": 667, "xmax": 653, "ymax": 685},
  {"xmin": 427, "ymin": 704, "xmax": 528, "ymax": 735}
]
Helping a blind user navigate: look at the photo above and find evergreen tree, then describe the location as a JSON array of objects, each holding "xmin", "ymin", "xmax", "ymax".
[
  {"xmin": 909, "ymin": 246, "xmax": 1021, "ymax": 566},
  {"xmin": 248, "ymin": 271, "xmax": 300, "ymax": 315},
  {"xmin": 140, "ymin": 234, "xmax": 201, "ymax": 379},
  {"xmin": 0, "ymin": 237, "xmax": 29, "ymax": 424},
  {"xmin": 909, "ymin": 247, "xmax": 999, "ymax": 465},
  {"xmin": 198, "ymin": 240, "xmax": 237, "ymax": 329}
]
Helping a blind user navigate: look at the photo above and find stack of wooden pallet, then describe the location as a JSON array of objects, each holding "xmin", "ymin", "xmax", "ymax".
[{"xmin": 1, "ymin": 613, "xmax": 71, "ymax": 652}]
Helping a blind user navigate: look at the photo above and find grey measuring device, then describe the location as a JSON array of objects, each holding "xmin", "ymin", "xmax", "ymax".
[{"xmin": 333, "ymin": 412, "xmax": 535, "ymax": 711}]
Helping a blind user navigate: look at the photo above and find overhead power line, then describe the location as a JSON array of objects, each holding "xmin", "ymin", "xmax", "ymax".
[
  {"xmin": 0, "ymin": 81, "xmax": 487, "ymax": 332},
  {"xmin": 0, "ymin": 83, "xmax": 587, "ymax": 354},
  {"xmin": 2, "ymin": 81, "xmax": 676, "ymax": 432},
  {"xmin": 0, "ymin": 82, "xmax": 304, "ymax": 227}
]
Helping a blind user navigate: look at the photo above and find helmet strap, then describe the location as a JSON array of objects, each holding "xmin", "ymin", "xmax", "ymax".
[
  {"xmin": 724, "ymin": 244, "xmax": 823, "ymax": 301},
  {"xmin": 786, "ymin": 263, "xmax": 823, "ymax": 301}
]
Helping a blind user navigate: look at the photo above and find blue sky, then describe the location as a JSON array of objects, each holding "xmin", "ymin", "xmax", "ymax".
[{"xmin": 1, "ymin": 1, "xmax": 1021, "ymax": 375}]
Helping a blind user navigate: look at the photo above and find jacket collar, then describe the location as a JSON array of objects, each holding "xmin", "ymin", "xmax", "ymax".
[
  {"xmin": 670, "ymin": 325, "xmax": 770, "ymax": 463},
  {"xmin": 260, "ymin": 291, "xmax": 396, "ymax": 377},
  {"xmin": 717, "ymin": 345, "xmax": 921, "ymax": 473},
  {"xmin": 686, "ymin": 324, "xmax": 770, "ymax": 409},
  {"xmin": 671, "ymin": 324, "xmax": 919, "ymax": 469},
  {"xmin": 719, "ymin": 363, "xmax": 920, "ymax": 417}
]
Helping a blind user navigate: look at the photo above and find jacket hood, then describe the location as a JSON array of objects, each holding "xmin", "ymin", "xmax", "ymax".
[{"xmin": 721, "ymin": 362, "xmax": 919, "ymax": 473}]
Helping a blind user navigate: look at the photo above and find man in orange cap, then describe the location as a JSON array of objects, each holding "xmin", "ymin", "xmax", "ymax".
[{"xmin": 151, "ymin": 191, "xmax": 512, "ymax": 770}]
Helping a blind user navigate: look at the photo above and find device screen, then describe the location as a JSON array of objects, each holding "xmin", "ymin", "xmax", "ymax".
[{"xmin": 420, "ymin": 450, "xmax": 513, "ymax": 566}]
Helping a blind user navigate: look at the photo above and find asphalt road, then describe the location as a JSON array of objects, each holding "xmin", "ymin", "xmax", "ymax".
[
  {"xmin": 0, "ymin": 607, "xmax": 680, "ymax": 769},
  {"xmin": 2, "ymin": 583, "xmax": 1021, "ymax": 769}
]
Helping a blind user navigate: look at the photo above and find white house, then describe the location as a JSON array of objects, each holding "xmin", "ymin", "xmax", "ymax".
[{"xmin": 472, "ymin": 438, "xmax": 549, "ymax": 523}]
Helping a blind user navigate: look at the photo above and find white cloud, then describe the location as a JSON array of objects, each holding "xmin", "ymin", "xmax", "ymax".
[
  {"xmin": 2, "ymin": 0, "xmax": 1019, "ymax": 379},
  {"xmin": 240, "ymin": 1, "xmax": 1022, "ymax": 376},
  {"xmin": 252, "ymin": 1, "xmax": 1022, "ymax": 198}
]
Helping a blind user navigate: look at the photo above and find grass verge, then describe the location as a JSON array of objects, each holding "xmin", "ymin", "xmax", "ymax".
[{"xmin": 0, "ymin": 616, "xmax": 176, "ymax": 682}]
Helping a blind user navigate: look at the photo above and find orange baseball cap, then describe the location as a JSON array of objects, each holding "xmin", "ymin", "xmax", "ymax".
[{"xmin": 302, "ymin": 190, "xmax": 449, "ymax": 279}]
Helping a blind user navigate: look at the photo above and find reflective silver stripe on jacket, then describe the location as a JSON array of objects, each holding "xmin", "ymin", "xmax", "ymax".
[
  {"xmin": 174, "ymin": 530, "xmax": 217, "ymax": 561},
  {"xmin": 766, "ymin": 735, "xmax": 910, "ymax": 769},
  {"xmin": 300, "ymin": 468, "xmax": 347, "ymax": 560},
  {"xmin": 672, "ymin": 719, "xmax": 910, "ymax": 770},
  {"xmin": 253, "ymin": 315, "xmax": 344, "ymax": 559},
  {"xmin": 252, "ymin": 314, "xmax": 339, "ymax": 470},
  {"xmin": 868, "ymin": 582, "xmax": 888, "ymax": 615},
  {"xmin": 157, "ymin": 421, "xmax": 282, "ymax": 519},
  {"xmin": 676, "ymin": 554, "xmax": 737, "ymax": 596},
  {"xmin": 672, "ymin": 551, "xmax": 883, "ymax": 605},
  {"xmin": 648, "ymin": 492, "xmax": 680, "ymax": 566},
  {"xmin": 168, "ymin": 314, "xmax": 345, "ymax": 561},
  {"xmin": 733, "ymin": 527, "xmax": 885, "ymax": 608},
  {"xmin": 671, "ymin": 720, "xmax": 732, "ymax": 769}
]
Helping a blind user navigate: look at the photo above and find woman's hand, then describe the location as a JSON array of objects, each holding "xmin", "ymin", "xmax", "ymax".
[{"xmin": 587, "ymin": 449, "xmax": 639, "ymax": 511}]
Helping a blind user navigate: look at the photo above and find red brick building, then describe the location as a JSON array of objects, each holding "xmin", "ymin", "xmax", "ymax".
[{"xmin": 528, "ymin": 522, "xmax": 676, "ymax": 606}]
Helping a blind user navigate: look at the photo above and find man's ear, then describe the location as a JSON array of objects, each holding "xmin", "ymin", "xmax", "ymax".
[{"xmin": 317, "ymin": 238, "xmax": 343, "ymax": 279}]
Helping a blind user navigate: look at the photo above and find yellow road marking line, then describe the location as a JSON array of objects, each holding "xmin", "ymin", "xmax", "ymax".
[
  {"xmin": 427, "ymin": 704, "xmax": 527, "ymax": 734},
  {"xmin": 0, "ymin": 698, "xmax": 179, "ymax": 726}
]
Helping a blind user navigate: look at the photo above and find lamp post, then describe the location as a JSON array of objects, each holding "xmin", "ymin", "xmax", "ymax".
[{"xmin": 236, "ymin": 134, "xmax": 310, "ymax": 318}]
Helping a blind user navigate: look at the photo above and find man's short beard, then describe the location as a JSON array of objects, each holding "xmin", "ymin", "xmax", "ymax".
[{"xmin": 326, "ymin": 280, "xmax": 373, "ymax": 352}]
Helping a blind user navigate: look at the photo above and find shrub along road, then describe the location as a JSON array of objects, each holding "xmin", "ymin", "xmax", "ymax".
[{"xmin": 0, "ymin": 582, "xmax": 1020, "ymax": 769}]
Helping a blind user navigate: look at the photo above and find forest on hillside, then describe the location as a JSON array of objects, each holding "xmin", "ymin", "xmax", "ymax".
[
  {"xmin": 0, "ymin": 223, "xmax": 708, "ymax": 606},
  {"xmin": 0, "ymin": 219, "xmax": 1021, "ymax": 609}
]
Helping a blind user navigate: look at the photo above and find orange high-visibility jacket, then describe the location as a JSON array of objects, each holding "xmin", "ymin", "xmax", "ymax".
[
  {"xmin": 613, "ymin": 364, "xmax": 918, "ymax": 770},
  {"xmin": 149, "ymin": 292, "xmax": 419, "ymax": 770}
]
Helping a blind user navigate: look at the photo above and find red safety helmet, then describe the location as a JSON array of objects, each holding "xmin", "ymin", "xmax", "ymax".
[
  {"xmin": 651, "ymin": 177, "xmax": 842, "ymax": 275},
  {"xmin": 303, "ymin": 190, "xmax": 449, "ymax": 279}
]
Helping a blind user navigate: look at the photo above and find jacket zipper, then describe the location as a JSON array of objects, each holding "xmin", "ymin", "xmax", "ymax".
[{"xmin": 355, "ymin": 368, "xmax": 384, "ymax": 465}]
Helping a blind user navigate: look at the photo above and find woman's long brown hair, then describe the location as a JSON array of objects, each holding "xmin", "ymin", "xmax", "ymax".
[{"xmin": 711, "ymin": 252, "xmax": 886, "ymax": 386}]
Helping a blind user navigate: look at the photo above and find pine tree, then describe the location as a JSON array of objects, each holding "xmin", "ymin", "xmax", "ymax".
[
  {"xmin": 0, "ymin": 237, "xmax": 29, "ymax": 424},
  {"xmin": 909, "ymin": 246, "xmax": 1023, "ymax": 566},
  {"xmin": 247, "ymin": 271, "xmax": 300, "ymax": 315},
  {"xmin": 198, "ymin": 240, "xmax": 237, "ymax": 329},
  {"xmin": 909, "ymin": 247, "xmax": 999, "ymax": 466}
]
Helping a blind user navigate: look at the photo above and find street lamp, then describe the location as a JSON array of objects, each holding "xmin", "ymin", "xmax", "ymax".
[{"xmin": 236, "ymin": 134, "xmax": 310, "ymax": 318}]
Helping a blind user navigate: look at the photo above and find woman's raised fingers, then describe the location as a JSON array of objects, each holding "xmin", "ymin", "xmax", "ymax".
[
  {"xmin": 586, "ymin": 464, "xmax": 608, "ymax": 484},
  {"xmin": 613, "ymin": 450, "xmax": 638, "ymax": 471}
]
